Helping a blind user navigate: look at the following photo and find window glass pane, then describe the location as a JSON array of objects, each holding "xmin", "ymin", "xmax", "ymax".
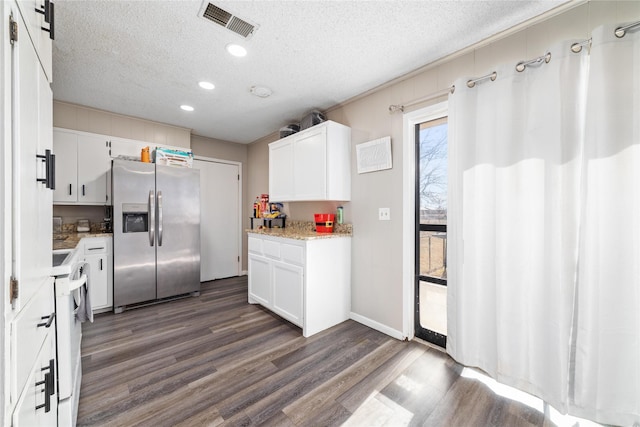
[
  {"xmin": 419, "ymin": 231, "xmax": 447, "ymax": 279},
  {"xmin": 419, "ymin": 281, "xmax": 447, "ymax": 335},
  {"xmin": 418, "ymin": 121, "xmax": 447, "ymax": 225}
]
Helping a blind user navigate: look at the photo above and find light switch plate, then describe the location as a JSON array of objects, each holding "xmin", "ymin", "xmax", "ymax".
[{"xmin": 379, "ymin": 208, "xmax": 390, "ymax": 221}]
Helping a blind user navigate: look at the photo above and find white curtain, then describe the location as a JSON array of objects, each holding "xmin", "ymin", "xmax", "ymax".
[
  {"xmin": 448, "ymin": 24, "xmax": 640, "ymax": 425},
  {"xmin": 571, "ymin": 25, "xmax": 640, "ymax": 426},
  {"xmin": 447, "ymin": 41, "xmax": 589, "ymax": 413}
]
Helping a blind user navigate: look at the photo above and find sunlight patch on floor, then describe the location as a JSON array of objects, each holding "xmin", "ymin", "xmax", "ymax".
[
  {"xmin": 342, "ymin": 392, "xmax": 413, "ymax": 427},
  {"xmin": 461, "ymin": 368, "xmax": 603, "ymax": 427}
]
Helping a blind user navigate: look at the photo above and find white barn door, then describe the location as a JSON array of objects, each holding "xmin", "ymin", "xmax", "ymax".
[{"xmin": 193, "ymin": 158, "xmax": 241, "ymax": 281}]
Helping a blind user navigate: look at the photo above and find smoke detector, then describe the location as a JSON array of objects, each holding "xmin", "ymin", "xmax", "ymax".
[
  {"xmin": 250, "ymin": 86, "xmax": 272, "ymax": 98},
  {"xmin": 198, "ymin": 2, "xmax": 259, "ymax": 39}
]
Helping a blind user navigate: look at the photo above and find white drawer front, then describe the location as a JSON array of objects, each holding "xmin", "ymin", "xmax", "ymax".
[
  {"xmin": 12, "ymin": 278, "xmax": 55, "ymax": 397},
  {"xmin": 248, "ymin": 236, "xmax": 263, "ymax": 255},
  {"xmin": 83, "ymin": 237, "xmax": 108, "ymax": 255},
  {"xmin": 280, "ymin": 242, "xmax": 304, "ymax": 265},
  {"xmin": 263, "ymin": 239, "xmax": 281, "ymax": 259}
]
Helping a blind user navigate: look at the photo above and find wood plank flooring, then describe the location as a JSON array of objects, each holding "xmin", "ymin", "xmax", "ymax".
[{"xmin": 78, "ymin": 276, "xmax": 552, "ymax": 426}]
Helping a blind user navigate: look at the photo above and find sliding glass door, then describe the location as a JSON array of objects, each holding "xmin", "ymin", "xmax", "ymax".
[{"xmin": 415, "ymin": 117, "xmax": 447, "ymax": 347}]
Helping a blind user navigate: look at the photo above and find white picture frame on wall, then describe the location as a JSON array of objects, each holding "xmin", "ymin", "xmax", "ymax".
[{"xmin": 356, "ymin": 136, "xmax": 392, "ymax": 174}]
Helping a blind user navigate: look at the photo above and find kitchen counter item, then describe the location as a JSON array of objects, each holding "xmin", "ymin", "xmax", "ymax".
[
  {"xmin": 53, "ymin": 216, "xmax": 62, "ymax": 233},
  {"xmin": 314, "ymin": 213, "xmax": 335, "ymax": 233},
  {"xmin": 77, "ymin": 219, "xmax": 90, "ymax": 232}
]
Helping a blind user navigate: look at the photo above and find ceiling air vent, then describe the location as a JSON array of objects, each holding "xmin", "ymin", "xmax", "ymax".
[{"xmin": 199, "ymin": 2, "xmax": 258, "ymax": 39}]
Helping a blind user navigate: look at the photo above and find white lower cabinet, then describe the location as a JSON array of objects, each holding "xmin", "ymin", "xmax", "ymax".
[
  {"xmin": 248, "ymin": 233, "xmax": 351, "ymax": 337},
  {"xmin": 12, "ymin": 333, "xmax": 57, "ymax": 427},
  {"xmin": 82, "ymin": 237, "xmax": 113, "ymax": 312},
  {"xmin": 11, "ymin": 279, "xmax": 57, "ymax": 427}
]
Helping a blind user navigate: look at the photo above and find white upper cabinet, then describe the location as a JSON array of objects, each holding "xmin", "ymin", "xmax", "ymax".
[
  {"xmin": 269, "ymin": 121, "xmax": 351, "ymax": 202},
  {"xmin": 53, "ymin": 129, "xmax": 111, "ymax": 205}
]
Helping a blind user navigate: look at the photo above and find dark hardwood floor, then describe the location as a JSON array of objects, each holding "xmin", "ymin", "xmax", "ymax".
[{"xmin": 78, "ymin": 276, "xmax": 553, "ymax": 426}]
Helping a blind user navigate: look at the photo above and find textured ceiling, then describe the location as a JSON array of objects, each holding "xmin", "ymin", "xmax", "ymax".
[{"xmin": 52, "ymin": 0, "xmax": 569, "ymax": 144}]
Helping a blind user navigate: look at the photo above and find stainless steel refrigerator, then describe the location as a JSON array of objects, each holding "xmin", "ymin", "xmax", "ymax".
[{"xmin": 112, "ymin": 159, "xmax": 200, "ymax": 312}]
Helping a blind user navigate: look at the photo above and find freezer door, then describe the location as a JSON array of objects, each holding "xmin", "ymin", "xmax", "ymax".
[
  {"xmin": 155, "ymin": 164, "xmax": 201, "ymax": 299},
  {"xmin": 113, "ymin": 160, "xmax": 157, "ymax": 307}
]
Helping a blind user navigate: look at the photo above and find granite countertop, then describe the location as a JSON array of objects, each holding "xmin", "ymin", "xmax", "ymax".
[
  {"xmin": 247, "ymin": 220, "xmax": 352, "ymax": 240},
  {"xmin": 53, "ymin": 232, "xmax": 113, "ymax": 250}
]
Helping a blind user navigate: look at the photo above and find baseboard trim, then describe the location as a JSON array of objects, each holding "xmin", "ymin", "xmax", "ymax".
[
  {"xmin": 350, "ymin": 312, "xmax": 406, "ymax": 341},
  {"xmin": 240, "ymin": 270, "xmax": 248, "ymax": 276}
]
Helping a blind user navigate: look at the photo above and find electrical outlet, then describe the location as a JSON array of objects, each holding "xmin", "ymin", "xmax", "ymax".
[{"xmin": 379, "ymin": 208, "xmax": 390, "ymax": 221}]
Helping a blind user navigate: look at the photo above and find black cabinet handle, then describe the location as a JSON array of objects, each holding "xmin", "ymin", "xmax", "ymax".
[
  {"xmin": 36, "ymin": 150, "xmax": 55, "ymax": 189},
  {"xmin": 69, "ymin": 183, "xmax": 72, "ymax": 196},
  {"xmin": 36, "ymin": 0, "xmax": 51, "ymax": 22},
  {"xmin": 49, "ymin": 153, "xmax": 55, "ymax": 190},
  {"xmin": 100, "ymin": 258, "xmax": 103, "ymax": 270},
  {"xmin": 35, "ymin": 371, "xmax": 51, "ymax": 412},
  {"xmin": 44, "ymin": 0, "xmax": 51, "ymax": 23},
  {"xmin": 39, "ymin": 0, "xmax": 54, "ymax": 40},
  {"xmin": 82, "ymin": 184, "xmax": 85, "ymax": 196},
  {"xmin": 37, "ymin": 312, "xmax": 55, "ymax": 328},
  {"xmin": 43, "ymin": 359, "xmax": 55, "ymax": 397}
]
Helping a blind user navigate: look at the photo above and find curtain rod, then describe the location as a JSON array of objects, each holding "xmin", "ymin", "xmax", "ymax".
[
  {"xmin": 467, "ymin": 71, "xmax": 497, "ymax": 88},
  {"xmin": 388, "ymin": 18, "xmax": 640, "ymax": 112},
  {"xmin": 571, "ymin": 38, "xmax": 591, "ymax": 53},
  {"xmin": 516, "ymin": 52, "xmax": 551, "ymax": 72},
  {"xmin": 388, "ymin": 86, "xmax": 455, "ymax": 114},
  {"xmin": 615, "ymin": 20, "xmax": 640, "ymax": 38}
]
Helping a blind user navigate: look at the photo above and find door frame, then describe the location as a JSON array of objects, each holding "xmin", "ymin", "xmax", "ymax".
[
  {"xmin": 193, "ymin": 155, "xmax": 243, "ymax": 279},
  {"xmin": 402, "ymin": 101, "xmax": 448, "ymax": 340}
]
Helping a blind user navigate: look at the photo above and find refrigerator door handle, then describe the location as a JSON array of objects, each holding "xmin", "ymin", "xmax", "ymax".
[
  {"xmin": 157, "ymin": 191, "xmax": 163, "ymax": 246},
  {"xmin": 149, "ymin": 190, "xmax": 155, "ymax": 247}
]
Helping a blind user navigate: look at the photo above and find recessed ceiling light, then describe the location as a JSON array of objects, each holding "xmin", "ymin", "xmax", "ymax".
[
  {"xmin": 226, "ymin": 43, "xmax": 247, "ymax": 57},
  {"xmin": 180, "ymin": 105, "xmax": 194, "ymax": 112},
  {"xmin": 199, "ymin": 81, "xmax": 215, "ymax": 90}
]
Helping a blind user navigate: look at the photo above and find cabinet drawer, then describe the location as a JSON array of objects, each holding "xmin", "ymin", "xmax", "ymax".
[
  {"xmin": 281, "ymin": 243, "xmax": 304, "ymax": 265},
  {"xmin": 84, "ymin": 238, "xmax": 108, "ymax": 255},
  {"xmin": 263, "ymin": 239, "xmax": 281, "ymax": 259},
  {"xmin": 248, "ymin": 236, "xmax": 263, "ymax": 255},
  {"xmin": 12, "ymin": 278, "xmax": 55, "ymax": 397}
]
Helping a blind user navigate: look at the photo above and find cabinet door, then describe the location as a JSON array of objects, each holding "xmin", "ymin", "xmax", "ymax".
[
  {"xmin": 268, "ymin": 139, "xmax": 294, "ymax": 202},
  {"xmin": 248, "ymin": 254, "xmax": 271, "ymax": 307},
  {"xmin": 13, "ymin": 6, "xmax": 54, "ymax": 310},
  {"xmin": 16, "ymin": 0, "xmax": 52, "ymax": 81},
  {"xmin": 293, "ymin": 127, "xmax": 326, "ymax": 200},
  {"xmin": 12, "ymin": 333, "xmax": 57, "ymax": 427},
  {"xmin": 53, "ymin": 131, "xmax": 78, "ymax": 203},
  {"xmin": 84, "ymin": 254, "xmax": 108, "ymax": 310},
  {"xmin": 77, "ymin": 134, "xmax": 110, "ymax": 204},
  {"xmin": 272, "ymin": 260, "xmax": 303, "ymax": 326}
]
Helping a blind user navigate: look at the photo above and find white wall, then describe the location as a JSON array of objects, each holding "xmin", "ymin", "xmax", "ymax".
[
  {"xmin": 53, "ymin": 101, "xmax": 191, "ymax": 148},
  {"xmin": 247, "ymin": 1, "xmax": 640, "ymax": 336}
]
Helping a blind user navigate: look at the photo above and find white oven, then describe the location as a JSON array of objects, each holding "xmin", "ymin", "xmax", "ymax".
[{"xmin": 52, "ymin": 247, "xmax": 86, "ymax": 427}]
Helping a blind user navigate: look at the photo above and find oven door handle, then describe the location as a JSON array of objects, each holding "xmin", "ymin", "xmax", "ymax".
[{"xmin": 59, "ymin": 274, "xmax": 87, "ymax": 296}]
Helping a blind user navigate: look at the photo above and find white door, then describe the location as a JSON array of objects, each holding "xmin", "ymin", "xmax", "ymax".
[{"xmin": 193, "ymin": 159, "xmax": 240, "ymax": 281}]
